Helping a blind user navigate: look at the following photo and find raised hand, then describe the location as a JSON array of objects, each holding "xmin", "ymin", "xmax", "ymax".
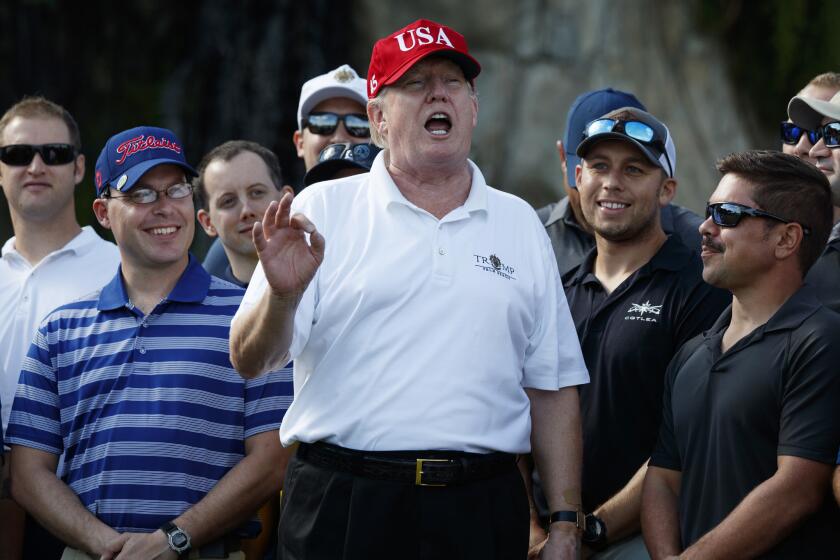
[{"xmin": 253, "ymin": 191, "xmax": 325, "ymax": 299}]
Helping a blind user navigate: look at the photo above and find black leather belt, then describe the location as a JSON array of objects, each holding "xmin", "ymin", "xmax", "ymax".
[{"xmin": 297, "ymin": 442, "xmax": 517, "ymax": 487}]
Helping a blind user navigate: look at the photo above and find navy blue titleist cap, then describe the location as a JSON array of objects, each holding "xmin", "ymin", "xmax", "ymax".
[{"xmin": 563, "ymin": 88, "xmax": 646, "ymax": 188}]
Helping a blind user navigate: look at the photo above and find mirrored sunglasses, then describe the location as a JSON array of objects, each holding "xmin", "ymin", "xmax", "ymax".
[
  {"xmin": 304, "ymin": 112, "xmax": 370, "ymax": 138},
  {"xmin": 780, "ymin": 121, "xmax": 820, "ymax": 146},
  {"xmin": 705, "ymin": 202, "xmax": 811, "ymax": 235}
]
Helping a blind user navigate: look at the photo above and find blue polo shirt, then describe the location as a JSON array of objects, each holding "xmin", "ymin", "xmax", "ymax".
[{"xmin": 6, "ymin": 256, "xmax": 292, "ymax": 533}]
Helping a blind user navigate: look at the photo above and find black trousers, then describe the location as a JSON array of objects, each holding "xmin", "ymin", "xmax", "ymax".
[{"xmin": 276, "ymin": 447, "xmax": 529, "ymax": 560}]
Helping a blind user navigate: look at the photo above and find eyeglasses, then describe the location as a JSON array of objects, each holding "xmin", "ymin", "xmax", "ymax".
[
  {"xmin": 705, "ymin": 202, "xmax": 811, "ymax": 235},
  {"xmin": 304, "ymin": 112, "xmax": 370, "ymax": 138},
  {"xmin": 104, "ymin": 182, "xmax": 193, "ymax": 204},
  {"xmin": 318, "ymin": 142, "xmax": 380, "ymax": 165},
  {"xmin": 816, "ymin": 122, "xmax": 840, "ymax": 148},
  {"xmin": 0, "ymin": 143, "xmax": 77, "ymax": 166},
  {"xmin": 780, "ymin": 121, "xmax": 820, "ymax": 146},
  {"xmin": 584, "ymin": 118, "xmax": 673, "ymax": 176}
]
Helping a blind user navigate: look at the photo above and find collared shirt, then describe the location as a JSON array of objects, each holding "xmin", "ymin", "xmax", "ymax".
[
  {"xmin": 238, "ymin": 153, "xmax": 589, "ymax": 453},
  {"xmin": 0, "ymin": 226, "xmax": 120, "ymax": 435},
  {"xmin": 539, "ymin": 199, "xmax": 703, "ymax": 277},
  {"xmin": 804, "ymin": 236, "xmax": 840, "ymax": 312},
  {"xmin": 563, "ymin": 236, "xmax": 730, "ymax": 511},
  {"xmin": 6, "ymin": 256, "xmax": 293, "ymax": 533},
  {"xmin": 651, "ymin": 287, "xmax": 840, "ymax": 557}
]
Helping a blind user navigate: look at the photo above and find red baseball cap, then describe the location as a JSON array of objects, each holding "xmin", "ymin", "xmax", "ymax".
[{"xmin": 367, "ymin": 19, "xmax": 481, "ymax": 99}]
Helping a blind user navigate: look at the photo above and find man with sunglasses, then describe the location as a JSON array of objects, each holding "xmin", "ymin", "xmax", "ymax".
[
  {"xmin": 6, "ymin": 126, "xmax": 293, "ymax": 560},
  {"xmin": 537, "ymin": 88, "xmax": 703, "ymax": 278},
  {"xmin": 788, "ymin": 90, "xmax": 840, "ymax": 314},
  {"xmin": 643, "ymin": 151, "xmax": 840, "ymax": 558},
  {"xmin": 202, "ymin": 64, "xmax": 368, "ymax": 281},
  {"xmin": 780, "ymin": 72, "xmax": 840, "ymax": 165},
  {"xmin": 231, "ymin": 18, "xmax": 589, "ymax": 560},
  {"xmin": 538, "ymin": 107, "xmax": 729, "ymax": 560},
  {"xmin": 0, "ymin": 96, "xmax": 120, "ymax": 560}
]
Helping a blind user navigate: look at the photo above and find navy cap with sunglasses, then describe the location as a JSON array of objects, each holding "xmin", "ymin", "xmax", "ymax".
[
  {"xmin": 562, "ymin": 88, "xmax": 646, "ymax": 188},
  {"xmin": 0, "ymin": 143, "xmax": 78, "ymax": 166},
  {"xmin": 706, "ymin": 202, "xmax": 811, "ymax": 236},
  {"xmin": 303, "ymin": 142, "xmax": 382, "ymax": 186},
  {"xmin": 576, "ymin": 107, "xmax": 677, "ymax": 178}
]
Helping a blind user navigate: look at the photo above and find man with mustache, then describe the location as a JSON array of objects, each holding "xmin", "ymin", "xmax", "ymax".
[{"xmin": 643, "ymin": 151, "xmax": 840, "ymax": 558}]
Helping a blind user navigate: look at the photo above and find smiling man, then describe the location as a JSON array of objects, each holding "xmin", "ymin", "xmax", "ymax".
[
  {"xmin": 6, "ymin": 126, "xmax": 293, "ymax": 560},
  {"xmin": 554, "ymin": 107, "xmax": 729, "ymax": 559},
  {"xmin": 196, "ymin": 140, "xmax": 292, "ymax": 287},
  {"xmin": 230, "ymin": 19, "xmax": 589, "ymax": 560},
  {"xmin": 642, "ymin": 151, "xmax": 840, "ymax": 558}
]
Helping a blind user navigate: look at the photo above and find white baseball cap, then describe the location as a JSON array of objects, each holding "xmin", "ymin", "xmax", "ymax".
[
  {"xmin": 296, "ymin": 64, "xmax": 368, "ymax": 130},
  {"xmin": 788, "ymin": 91, "xmax": 840, "ymax": 131}
]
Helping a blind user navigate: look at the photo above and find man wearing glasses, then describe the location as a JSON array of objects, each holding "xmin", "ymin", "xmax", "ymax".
[
  {"xmin": 6, "ymin": 126, "xmax": 293, "ymax": 560},
  {"xmin": 536, "ymin": 107, "xmax": 729, "ymax": 559},
  {"xmin": 0, "ymin": 96, "xmax": 120, "ymax": 560},
  {"xmin": 231, "ymin": 18, "xmax": 589, "ymax": 560},
  {"xmin": 643, "ymin": 151, "xmax": 840, "ymax": 558},
  {"xmin": 780, "ymin": 72, "xmax": 840, "ymax": 165},
  {"xmin": 787, "ymin": 91, "xmax": 840, "ymax": 313}
]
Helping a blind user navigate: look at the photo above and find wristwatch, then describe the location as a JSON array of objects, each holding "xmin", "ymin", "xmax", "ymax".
[
  {"xmin": 582, "ymin": 513, "xmax": 608, "ymax": 549},
  {"xmin": 548, "ymin": 509, "xmax": 586, "ymax": 531},
  {"xmin": 160, "ymin": 521, "xmax": 191, "ymax": 555}
]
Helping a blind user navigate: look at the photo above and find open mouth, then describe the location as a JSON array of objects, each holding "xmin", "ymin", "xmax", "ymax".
[{"xmin": 425, "ymin": 112, "xmax": 452, "ymax": 136}]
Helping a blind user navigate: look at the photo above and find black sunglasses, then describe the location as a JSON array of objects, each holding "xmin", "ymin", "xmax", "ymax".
[
  {"xmin": 780, "ymin": 121, "xmax": 820, "ymax": 146},
  {"xmin": 304, "ymin": 112, "xmax": 370, "ymax": 138},
  {"xmin": 705, "ymin": 202, "xmax": 811, "ymax": 235},
  {"xmin": 0, "ymin": 143, "xmax": 77, "ymax": 166},
  {"xmin": 816, "ymin": 122, "xmax": 840, "ymax": 148}
]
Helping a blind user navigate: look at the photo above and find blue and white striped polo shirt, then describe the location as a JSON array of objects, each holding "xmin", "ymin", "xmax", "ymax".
[{"xmin": 6, "ymin": 256, "xmax": 293, "ymax": 534}]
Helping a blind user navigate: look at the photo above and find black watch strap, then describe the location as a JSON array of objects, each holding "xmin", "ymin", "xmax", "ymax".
[
  {"xmin": 160, "ymin": 521, "xmax": 191, "ymax": 554},
  {"xmin": 549, "ymin": 510, "xmax": 585, "ymax": 529}
]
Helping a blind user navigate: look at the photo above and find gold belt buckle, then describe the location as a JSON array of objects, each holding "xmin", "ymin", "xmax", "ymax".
[{"xmin": 415, "ymin": 458, "xmax": 448, "ymax": 486}]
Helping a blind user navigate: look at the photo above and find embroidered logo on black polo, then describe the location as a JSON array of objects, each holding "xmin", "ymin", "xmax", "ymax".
[
  {"xmin": 625, "ymin": 301, "xmax": 663, "ymax": 322},
  {"xmin": 473, "ymin": 253, "xmax": 516, "ymax": 280}
]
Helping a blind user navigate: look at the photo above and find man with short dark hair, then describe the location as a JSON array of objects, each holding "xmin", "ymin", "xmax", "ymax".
[
  {"xmin": 0, "ymin": 96, "xmax": 119, "ymax": 560},
  {"xmin": 531, "ymin": 107, "xmax": 728, "ymax": 559},
  {"xmin": 195, "ymin": 140, "xmax": 293, "ymax": 287},
  {"xmin": 642, "ymin": 150, "xmax": 840, "ymax": 558},
  {"xmin": 231, "ymin": 19, "xmax": 589, "ymax": 560},
  {"xmin": 538, "ymin": 88, "xmax": 702, "ymax": 277},
  {"xmin": 7, "ymin": 126, "xmax": 293, "ymax": 560}
]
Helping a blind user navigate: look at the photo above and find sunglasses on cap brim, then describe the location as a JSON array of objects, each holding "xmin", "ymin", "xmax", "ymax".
[{"xmin": 583, "ymin": 118, "xmax": 673, "ymax": 176}]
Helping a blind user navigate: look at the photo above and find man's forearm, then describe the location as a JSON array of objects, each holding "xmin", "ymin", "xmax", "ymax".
[
  {"xmin": 593, "ymin": 460, "xmax": 648, "ymax": 544},
  {"xmin": 11, "ymin": 446, "xmax": 121, "ymax": 555},
  {"xmin": 640, "ymin": 466, "xmax": 682, "ymax": 559},
  {"xmin": 681, "ymin": 458, "xmax": 830, "ymax": 559},
  {"xmin": 230, "ymin": 289, "xmax": 299, "ymax": 379},
  {"xmin": 173, "ymin": 431, "xmax": 291, "ymax": 547}
]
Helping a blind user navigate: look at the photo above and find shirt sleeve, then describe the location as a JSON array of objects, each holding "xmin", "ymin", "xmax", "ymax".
[
  {"xmin": 777, "ymin": 314, "xmax": 840, "ymax": 463},
  {"xmin": 243, "ymin": 361, "xmax": 294, "ymax": 439},
  {"xmin": 5, "ymin": 328, "xmax": 63, "ymax": 455},
  {"xmin": 649, "ymin": 350, "xmax": 685, "ymax": 472},
  {"xmin": 521, "ymin": 212, "xmax": 589, "ymax": 390}
]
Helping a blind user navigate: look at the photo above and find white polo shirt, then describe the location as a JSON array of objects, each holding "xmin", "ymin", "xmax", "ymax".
[
  {"xmin": 237, "ymin": 154, "xmax": 589, "ymax": 453},
  {"xmin": 0, "ymin": 226, "xmax": 120, "ymax": 435}
]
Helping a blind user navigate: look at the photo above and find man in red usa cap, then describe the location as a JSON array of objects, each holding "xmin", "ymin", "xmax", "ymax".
[{"xmin": 231, "ymin": 18, "xmax": 589, "ymax": 560}]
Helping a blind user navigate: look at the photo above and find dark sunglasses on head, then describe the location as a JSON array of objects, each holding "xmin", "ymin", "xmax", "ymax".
[
  {"xmin": 583, "ymin": 118, "xmax": 674, "ymax": 177},
  {"xmin": 0, "ymin": 143, "xmax": 77, "ymax": 166},
  {"xmin": 816, "ymin": 122, "xmax": 840, "ymax": 148},
  {"xmin": 103, "ymin": 182, "xmax": 193, "ymax": 204},
  {"xmin": 705, "ymin": 202, "xmax": 811, "ymax": 235},
  {"xmin": 318, "ymin": 142, "xmax": 379, "ymax": 165},
  {"xmin": 304, "ymin": 112, "xmax": 370, "ymax": 138},
  {"xmin": 780, "ymin": 121, "xmax": 820, "ymax": 146}
]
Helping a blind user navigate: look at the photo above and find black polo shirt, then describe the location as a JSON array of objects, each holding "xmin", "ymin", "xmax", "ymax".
[
  {"xmin": 539, "ymin": 199, "xmax": 703, "ymax": 278},
  {"xmin": 651, "ymin": 287, "xmax": 840, "ymax": 557},
  {"xmin": 563, "ymin": 235, "xmax": 730, "ymax": 511},
  {"xmin": 804, "ymin": 237, "xmax": 840, "ymax": 312}
]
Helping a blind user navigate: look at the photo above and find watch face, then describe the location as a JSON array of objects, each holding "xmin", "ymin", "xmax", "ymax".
[{"xmin": 172, "ymin": 531, "xmax": 188, "ymax": 548}]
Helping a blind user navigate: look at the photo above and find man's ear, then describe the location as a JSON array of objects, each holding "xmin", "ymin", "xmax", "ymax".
[
  {"xmin": 74, "ymin": 153, "xmax": 86, "ymax": 185},
  {"xmin": 659, "ymin": 178, "xmax": 677, "ymax": 207},
  {"xmin": 292, "ymin": 130, "xmax": 305, "ymax": 159},
  {"xmin": 196, "ymin": 208, "xmax": 217, "ymax": 237},
  {"xmin": 92, "ymin": 197, "xmax": 112, "ymax": 230},
  {"xmin": 367, "ymin": 101, "xmax": 386, "ymax": 138},
  {"xmin": 774, "ymin": 223, "xmax": 804, "ymax": 261}
]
